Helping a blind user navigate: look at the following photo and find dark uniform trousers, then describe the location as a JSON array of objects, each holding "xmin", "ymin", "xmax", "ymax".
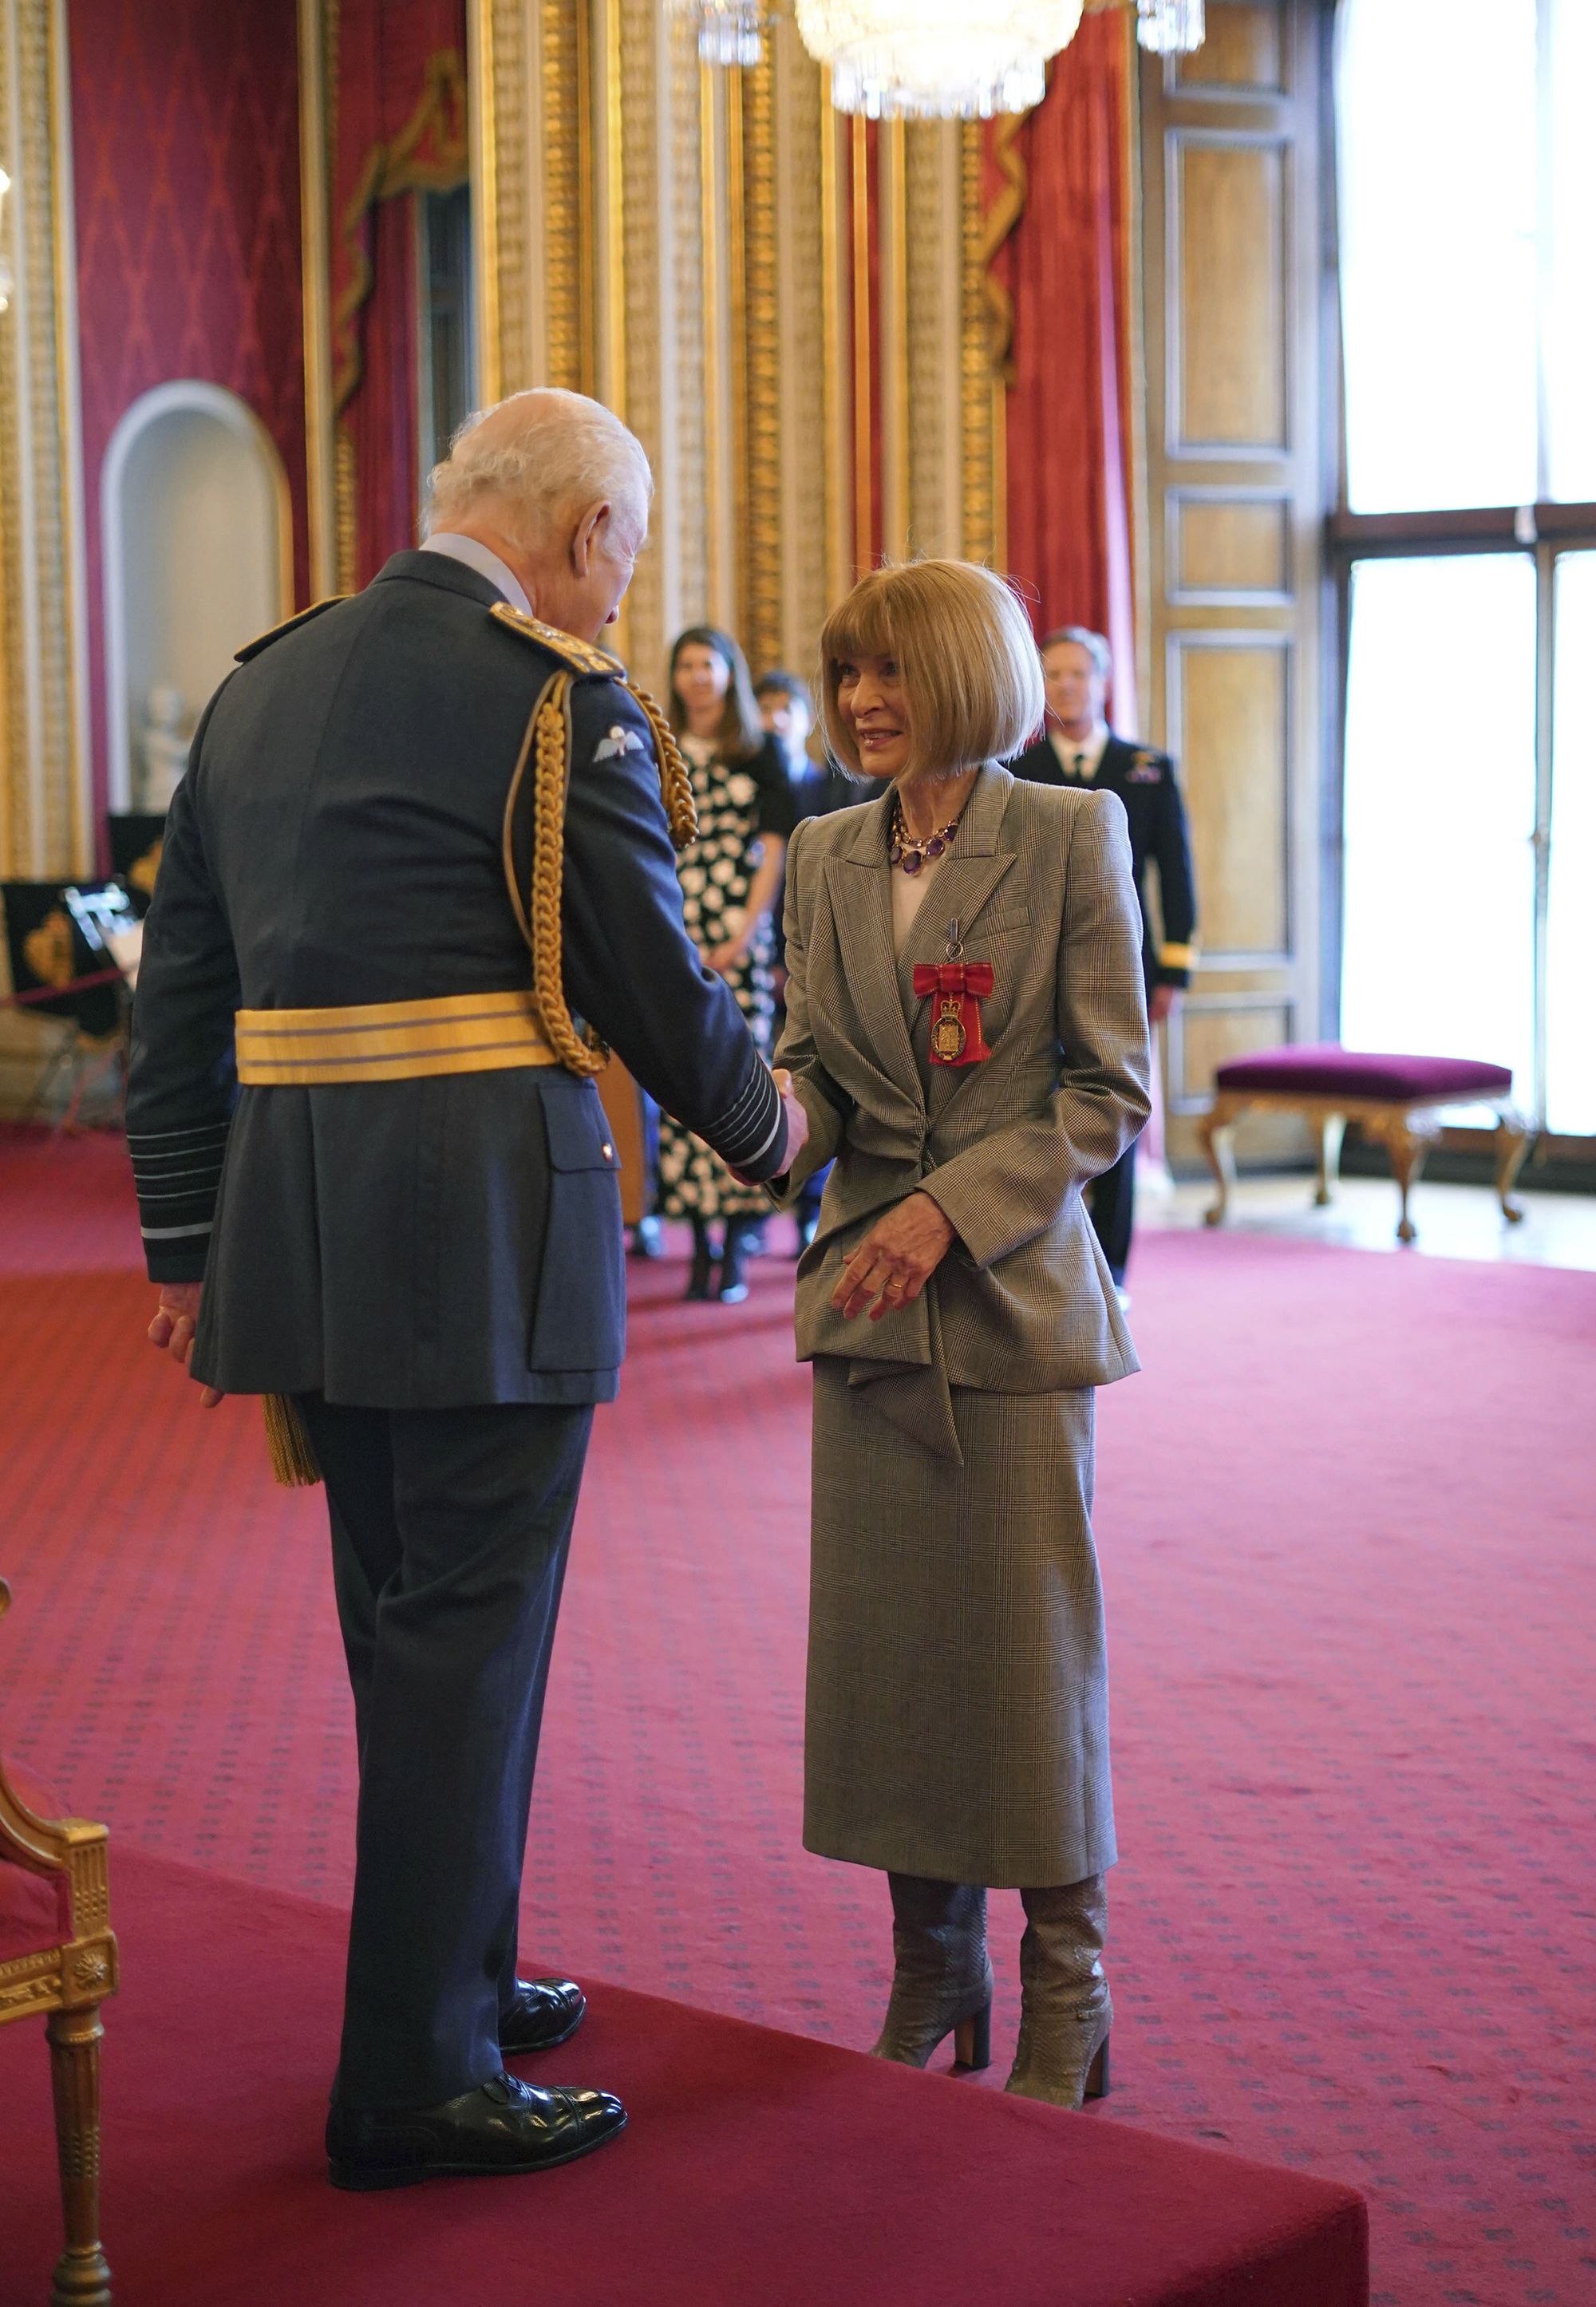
[
  {"xmin": 1010, "ymin": 730, "xmax": 1198, "ymax": 1285},
  {"xmin": 125, "ymin": 551, "xmax": 791, "ymax": 2117},
  {"xmin": 301, "ymin": 1395, "xmax": 591, "ymax": 2111}
]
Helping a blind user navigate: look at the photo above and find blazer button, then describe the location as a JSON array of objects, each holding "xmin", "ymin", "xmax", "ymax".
[{"xmin": 602, "ymin": 1142, "xmax": 614, "ymax": 1160}]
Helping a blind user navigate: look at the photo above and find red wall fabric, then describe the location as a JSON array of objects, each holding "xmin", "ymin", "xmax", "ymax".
[
  {"xmin": 330, "ymin": 0, "xmax": 466, "ymax": 586},
  {"xmin": 350, "ymin": 196, "xmax": 421, "ymax": 587},
  {"xmin": 996, "ymin": 16, "xmax": 1138, "ymax": 729},
  {"xmin": 69, "ymin": 0, "xmax": 308, "ymax": 837}
]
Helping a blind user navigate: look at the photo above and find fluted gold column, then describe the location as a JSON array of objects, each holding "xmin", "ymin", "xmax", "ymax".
[{"xmin": 0, "ymin": 0, "xmax": 88, "ymax": 881}]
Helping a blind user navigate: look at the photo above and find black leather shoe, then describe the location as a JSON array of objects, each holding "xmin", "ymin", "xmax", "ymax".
[
  {"xmin": 500, "ymin": 1975, "xmax": 586, "ymax": 2055},
  {"xmin": 326, "ymin": 2072, "xmax": 626, "ymax": 2191}
]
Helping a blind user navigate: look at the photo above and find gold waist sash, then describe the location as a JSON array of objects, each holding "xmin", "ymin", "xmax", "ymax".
[{"xmin": 235, "ymin": 990, "xmax": 558, "ymax": 1086}]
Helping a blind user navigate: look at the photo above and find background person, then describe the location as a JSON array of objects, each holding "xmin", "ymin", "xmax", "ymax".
[
  {"xmin": 129, "ymin": 388, "xmax": 803, "ymax": 2191},
  {"xmin": 757, "ymin": 668, "xmax": 885, "ymax": 1255},
  {"xmin": 775, "ymin": 560, "xmax": 1151, "ymax": 2110},
  {"xmin": 1010, "ymin": 626, "xmax": 1197, "ymax": 1292},
  {"xmin": 660, "ymin": 628, "xmax": 796, "ymax": 1302}
]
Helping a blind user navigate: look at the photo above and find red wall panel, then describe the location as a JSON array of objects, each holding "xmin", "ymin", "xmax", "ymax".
[{"xmin": 69, "ymin": 0, "xmax": 308, "ymax": 831}]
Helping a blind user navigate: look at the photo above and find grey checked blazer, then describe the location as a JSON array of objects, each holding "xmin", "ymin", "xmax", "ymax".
[{"xmin": 774, "ymin": 764, "xmax": 1152, "ymax": 1460}]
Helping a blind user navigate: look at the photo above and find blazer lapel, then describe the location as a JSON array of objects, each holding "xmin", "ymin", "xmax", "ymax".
[{"xmin": 823, "ymin": 788, "xmax": 924, "ymax": 1111}]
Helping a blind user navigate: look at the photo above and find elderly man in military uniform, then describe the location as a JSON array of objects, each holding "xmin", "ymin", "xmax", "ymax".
[
  {"xmin": 1011, "ymin": 625, "xmax": 1198, "ymax": 1291},
  {"xmin": 127, "ymin": 387, "xmax": 807, "ymax": 2191}
]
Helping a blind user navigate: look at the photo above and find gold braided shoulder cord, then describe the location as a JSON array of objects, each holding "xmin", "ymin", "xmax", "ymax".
[
  {"xmin": 625, "ymin": 681, "xmax": 699, "ymax": 851},
  {"xmin": 500, "ymin": 670, "xmax": 702, "ymax": 1078}
]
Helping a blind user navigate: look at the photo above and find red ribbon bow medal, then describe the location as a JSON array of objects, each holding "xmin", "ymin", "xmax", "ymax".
[{"xmin": 913, "ymin": 920, "xmax": 994, "ymax": 1069}]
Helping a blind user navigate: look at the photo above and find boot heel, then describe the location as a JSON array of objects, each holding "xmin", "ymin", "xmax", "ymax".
[
  {"xmin": 952, "ymin": 2001, "xmax": 992, "ymax": 2072},
  {"xmin": 1084, "ymin": 2035, "xmax": 1110, "ymax": 2100}
]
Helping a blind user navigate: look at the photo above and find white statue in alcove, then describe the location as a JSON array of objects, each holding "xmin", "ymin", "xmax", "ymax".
[{"xmin": 138, "ymin": 684, "xmax": 194, "ymax": 811}]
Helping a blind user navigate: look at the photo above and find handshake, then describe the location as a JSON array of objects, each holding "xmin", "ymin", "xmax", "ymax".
[{"xmin": 729, "ymin": 1066, "xmax": 808, "ymax": 1186}]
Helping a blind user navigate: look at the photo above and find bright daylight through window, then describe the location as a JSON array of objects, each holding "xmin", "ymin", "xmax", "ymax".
[{"xmin": 1336, "ymin": 0, "xmax": 1596, "ymax": 1136}]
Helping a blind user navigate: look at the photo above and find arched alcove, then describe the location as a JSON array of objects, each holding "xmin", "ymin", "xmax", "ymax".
[{"xmin": 101, "ymin": 383, "xmax": 292, "ymax": 811}]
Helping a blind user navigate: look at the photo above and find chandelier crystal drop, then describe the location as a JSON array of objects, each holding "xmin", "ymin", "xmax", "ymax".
[
  {"xmin": 1136, "ymin": 0, "xmax": 1205, "ymax": 55},
  {"xmin": 666, "ymin": 0, "xmax": 769, "ymax": 69},
  {"xmin": 796, "ymin": 2, "xmax": 1086, "ymax": 120}
]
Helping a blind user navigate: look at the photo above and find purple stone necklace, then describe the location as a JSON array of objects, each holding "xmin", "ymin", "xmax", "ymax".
[{"xmin": 888, "ymin": 797, "xmax": 965, "ymax": 877}]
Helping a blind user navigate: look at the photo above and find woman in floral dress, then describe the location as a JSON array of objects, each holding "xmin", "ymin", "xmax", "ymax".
[{"xmin": 658, "ymin": 626, "xmax": 795, "ymax": 1301}]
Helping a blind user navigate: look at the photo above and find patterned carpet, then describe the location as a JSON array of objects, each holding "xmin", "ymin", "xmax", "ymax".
[{"xmin": 2, "ymin": 1124, "xmax": 1593, "ymax": 2306}]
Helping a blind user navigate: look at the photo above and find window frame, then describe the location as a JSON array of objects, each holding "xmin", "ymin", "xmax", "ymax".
[{"xmin": 1325, "ymin": 0, "xmax": 1596, "ymax": 1152}]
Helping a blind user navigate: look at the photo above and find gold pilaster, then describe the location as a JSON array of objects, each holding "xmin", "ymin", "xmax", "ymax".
[
  {"xmin": 819, "ymin": 70, "xmax": 851, "ymax": 610},
  {"xmin": 879, "ymin": 117, "xmax": 909, "ymax": 563},
  {"xmin": 958, "ymin": 120, "xmax": 996, "ymax": 566},
  {"xmin": 0, "ymin": 0, "xmax": 89, "ymax": 879},
  {"xmin": 850, "ymin": 113, "xmax": 871, "ymax": 580},
  {"xmin": 298, "ymin": 0, "xmax": 337, "ymax": 593},
  {"xmin": 741, "ymin": 47, "xmax": 780, "ymax": 674}
]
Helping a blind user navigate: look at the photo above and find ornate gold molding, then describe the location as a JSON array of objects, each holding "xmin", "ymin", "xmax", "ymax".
[
  {"xmin": 958, "ymin": 120, "xmax": 998, "ymax": 567},
  {"xmin": 298, "ymin": 0, "xmax": 338, "ymax": 595},
  {"xmin": 0, "ymin": 0, "xmax": 89, "ymax": 879},
  {"xmin": 818, "ymin": 68, "xmax": 851, "ymax": 610},
  {"xmin": 543, "ymin": 0, "xmax": 592, "ymax": 396},
  {"xmin": 849, "ymin": 113, "xmax": 871, "ymax": 581},
  {"xmin": 741, "ymin": 45, "xmax": 781, "ymax": 673},
  {"xmin": 879, "ymin": 117, "xmax": 909, "ymax": 563}
]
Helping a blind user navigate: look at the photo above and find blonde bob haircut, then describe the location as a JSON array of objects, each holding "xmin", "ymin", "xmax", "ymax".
[{"xmin": 818, "ymin": 559, "xmax": 1045, "ymax": 780}]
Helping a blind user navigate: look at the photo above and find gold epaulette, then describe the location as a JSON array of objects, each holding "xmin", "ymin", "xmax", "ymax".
[
  {"xmin": 235, "ymin": 595, "xmax": 348, "ymax": 662},
  {"xmin": 489, "ymin": 601, "xmax": 626, "ymax": 677}
]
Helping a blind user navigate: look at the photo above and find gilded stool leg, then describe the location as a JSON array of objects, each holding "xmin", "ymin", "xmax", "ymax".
[
  {"xmin": 1377, "ymin": 1115, "xmax": 1428, "ymax": 1244},
  {"xmin": 1494, "ymin": 1109, "xmax": 1531, "ymax": 1223},
  {"xmin": 45, "ymin": 2005, "xmax": 112, "ymax": 2307},
  {"xmin": 1197, "ymin": 1099, "xmax": 1240, "ymax": 1228},
  {"xmin": 1314, "ymin": 1113, "xmax": 1345, "ymax": 1207}
]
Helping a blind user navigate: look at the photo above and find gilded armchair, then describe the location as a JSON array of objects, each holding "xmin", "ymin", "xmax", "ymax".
[{"xmin": 0, "ymin": 1578, "xmax": 117, "ymax": 2305}]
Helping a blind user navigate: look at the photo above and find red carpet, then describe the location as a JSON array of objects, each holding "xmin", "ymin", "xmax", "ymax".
[
  {"xmin": 2, "ymin": 1125, "xmax": 1594, "ymax": 2305},
  {"xmin": 0, "ymin": 1844, "xmax": 1366, "ymax": 2307}
]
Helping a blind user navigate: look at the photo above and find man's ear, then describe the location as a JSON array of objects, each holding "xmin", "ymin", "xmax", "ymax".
[{"xmin": 571, "ymin": 500, "xmax": 610, "ymax": 574}]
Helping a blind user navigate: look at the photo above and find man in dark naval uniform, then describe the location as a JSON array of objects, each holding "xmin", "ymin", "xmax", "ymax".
[
  {"xmin": 1011, "ymin": 625, "xmax": 1197, "ymax": 1290},
  {"xmin": 127, "ymin": 387, "xmax": 806, "ymax": 2190}
]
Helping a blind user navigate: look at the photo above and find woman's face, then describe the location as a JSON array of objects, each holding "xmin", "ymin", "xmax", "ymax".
[
  {"xmin": 836, "ymin": 652, "xmax": 913, "ymax": 781},
  {"xmin": 674, "ymin": 643, "xmax": 733, "ymax": 725}
]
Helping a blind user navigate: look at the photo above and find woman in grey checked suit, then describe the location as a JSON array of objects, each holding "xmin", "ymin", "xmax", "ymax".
[{"xmin": 774, "ymin": 561, "xmax": 1152, "ymax": 2107}]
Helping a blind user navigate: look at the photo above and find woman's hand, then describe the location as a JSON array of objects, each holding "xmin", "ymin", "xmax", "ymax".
[
  {"xmin": 832, "ymin": 1191, "xmax": 957, "ymax": 1322},
  {"xmin": 148, "ymin": 1284, "xmax": 224, "ymax": 1406},
  {"xmin": 704, "ymin": 934, "xmax": 750, "ymax": 976}
]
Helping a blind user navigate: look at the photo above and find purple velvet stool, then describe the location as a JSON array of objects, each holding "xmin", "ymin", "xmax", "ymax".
[{"xmin": 1196, "ymin": 1045, "xmax": 1531, "ymax": 1244}]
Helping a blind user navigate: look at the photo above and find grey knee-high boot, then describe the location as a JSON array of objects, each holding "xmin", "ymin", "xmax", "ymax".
[
  {"xmin": 870, "ymin": 1874, "xmax": 993, "ymax": 2071},
  {"xmin": 1004, "ymin": 1876, "xmax": 1112, "ymax": 2108}
]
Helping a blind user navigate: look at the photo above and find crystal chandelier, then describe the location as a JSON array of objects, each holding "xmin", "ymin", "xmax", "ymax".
[
  {"xmin": 666, "ymin": 0, "xmax": 772, "ymax": 69},
  {"xmin": 794, "ymin": 2, "xmax": 1086, "ymax": 119},
  {"xmin": 1136, "ymin": 0, "xmax": 1205, "ymax": 54}
]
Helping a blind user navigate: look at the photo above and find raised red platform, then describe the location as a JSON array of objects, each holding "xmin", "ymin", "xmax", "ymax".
[{"xmin": 0, "ymin": 1846, "xmax": 1368, "ymax": 2305}]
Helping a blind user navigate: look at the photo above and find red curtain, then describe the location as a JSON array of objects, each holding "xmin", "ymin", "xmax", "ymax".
[
  {"xmin": 330, "ymin": 0, "xmax": 467, "ymax": 587},
  {"xmin": 995, "ymin": 14, "xmax": 1138, "ymax": 728}
]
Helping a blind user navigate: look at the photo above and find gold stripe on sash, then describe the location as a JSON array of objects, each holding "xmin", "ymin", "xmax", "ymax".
[{"xmin": 235, "ymin": 990, "xmax": 559, "ymax": 1085}]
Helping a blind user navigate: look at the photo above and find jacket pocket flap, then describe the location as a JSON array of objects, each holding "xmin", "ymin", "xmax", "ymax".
[{"xmin": 543, "ymin": 1088, "xmax": 622, "ymax": 1171}]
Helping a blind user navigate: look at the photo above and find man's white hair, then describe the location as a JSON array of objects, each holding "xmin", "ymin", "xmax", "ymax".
[{"xmin": 425, "ymin": 388, "xmax": 653, "ymax": 551}]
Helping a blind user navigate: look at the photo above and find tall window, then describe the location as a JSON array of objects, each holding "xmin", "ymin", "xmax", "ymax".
[{"xmin": 1335, "ymin": 0, "xmax": 1596, "ymax": 1136}]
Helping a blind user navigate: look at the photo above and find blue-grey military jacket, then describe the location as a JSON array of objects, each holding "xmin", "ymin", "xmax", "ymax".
[{"xmin": 125, "ymin": 551, "xmax": 787, "ymax": 1408}]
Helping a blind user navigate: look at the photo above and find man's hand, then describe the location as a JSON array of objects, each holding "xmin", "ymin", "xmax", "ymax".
[
  {"xmin": 725, "ymin": 1068, "xmax": 809, "ymax": 1186},
  {"xmin": 775, "ymin": 1069, "xmax": 809, "ymax": 1171},
  {"xmin": 831, "ymin": 1191, "xmax": 956, "ymax": 1322},
  {"xmin": 1149, "ymin": 983, "xmax": 1178, "ymax": 1026},
  {"xmin": 148, "ymin": 1284, "xmax": 223, "ymax": 1407}
]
